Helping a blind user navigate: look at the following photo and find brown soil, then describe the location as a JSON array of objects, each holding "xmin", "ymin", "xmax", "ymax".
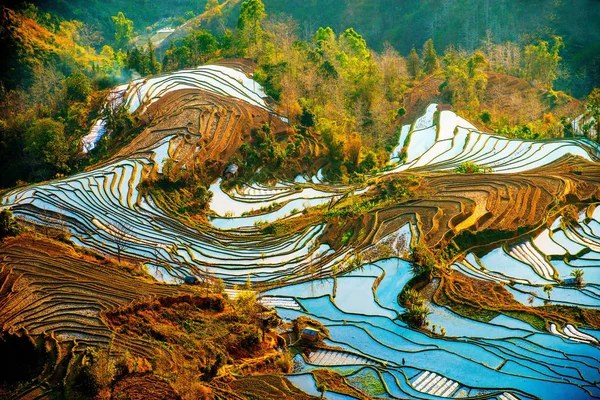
[
  {"xmin": 435, "ymin": 271, "xmax": 600, "ymax": 330},
  {"xmin": 325, "ymin": 156, "xmax": 600, "ymax": 254},
  {"xmin": 112, "ymin": 374, "xmax": 181, "ymax": 400},
  {"xmin": 113, "ymin": 88, "xmax": 290, "ymax": 181}
]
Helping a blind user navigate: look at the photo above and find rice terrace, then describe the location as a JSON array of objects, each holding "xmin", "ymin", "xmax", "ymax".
[{"xmin": 0, "ymin": 0, "xmax": 600, "ymax": 399}]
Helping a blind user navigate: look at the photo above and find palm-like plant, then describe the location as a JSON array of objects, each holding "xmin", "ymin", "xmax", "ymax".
[
  {"xmin": 401, "ymin": 288, "xmax": 424, "ymax": 309},
  {"xmin": 406, "ymin": 304, "xmax": 430, "ymax": 328},
  {"xmin": 571, "ymin": 268, "xmax": 585, "ymax": 287},
  {"xmin": 543, "ymin": 284, "xmax": 553, "ymax": 301}
]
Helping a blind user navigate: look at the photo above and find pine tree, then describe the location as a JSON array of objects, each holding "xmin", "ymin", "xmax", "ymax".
[
  {"xmin": 408, "ymin": 47, "xmax": 420, "ymax": 79},
  {"xmin": 422, "ymin": 39, "xmax": 439, "ymax": 74},
  {"xmin": 147, "ymin": 39, "xmax": 161, "ymax": 75}
]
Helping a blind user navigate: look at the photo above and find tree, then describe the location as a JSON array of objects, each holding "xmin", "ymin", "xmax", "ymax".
[
  {"xmin": 543, "ymin": 284, "xmax": 553, "ymax": 301},
  {"xmin": 65, "ymin": 70, "xmax": 92, "ymax": 103},
  {"xmin": 205, "ymin": 0, "xmax": 223, "ymax": 22},
  {"xmin": 358, "ymin": 151, "xmax": 377, "ymax": 172},
  {"xmin": 401, "ymin": 288, "xmax": 424, "ymax": 310},
  {"xmin": 571, "ymin": 268, "xmax": 585, "ymax": 287},
  {"xmin": 316, "ymin": 383, "xmax": 327, "ymax": 399},
  {"xmin": 523, "ymin": 36, "xmax": 563, "ymax": 89},
  {"xmin": 422, "ymin": 39, "xmax": 439, "ymax": 74},
  {"xmin": 408, "ymin": 47, "xmax": 420, "ymax": 79},
  {"xmin": 405, "ymin": 304, "xmax": 430, "ymax": 328},
  {"xmin": 146, "ymin": 39, "xmax": 161, "ymax": 75},
  {"xmin": 584, "ymin": 88, "xmax": 600, "ymax": 142},
  {"xmin": 411, "ymin": 242, "xmax": 437, "ymax": 275},
  {"xmin": 235, "ymin": 290, "xmax": 258, "ymax": 324},
  {"xmin": 340, "ymin": 28, "xmax": 370, "ymax": 61},
  {"xmin": 26, "ymin": 118, "xmax": 69, "ymax": 175},
  {"xmin": 111, "ymin": 12, "xmax": 133, "ymax": 49},
  {"xmin": 111, "ymin": 222, "xmax": 130, "ymax": 263},
  {"xmin": 237, "ymin": 0, "xmax": 266, "ymax": 57},
  {"xmin": 0, "ymin": 209, "xmax": 20, "ymax": 239},
  {"xmin": 215, "ymin": 278, "xmax": 225, "ymax": 294},
  {"xmin": 444, "ymin": 52, "xmax": 488, "ymax": 113},
  {"xmin": 184, "ymin": 30, "xmax": 218, "ymax": 65},
  {"xmin": 102, "ymin": 103, "xmax": 133, "ymax": 137}
]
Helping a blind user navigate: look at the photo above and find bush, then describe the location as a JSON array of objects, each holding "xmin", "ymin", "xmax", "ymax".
[
  {"xmin": 240, "ymin": 331, "xmax": 260, "ymax": 350},
  {"xmin": 0, "ymin": 209, "xmax": 20, "ymax": 239},
  {"xmin": 397, "ymin": 106, "xmax": 406, "ymax": 118},
  {"xmin": 411, "ymin": 242, "xmax": 437, "ymax": 275},
  {"xmin": 478, "ymin": 110, "xmax": 492, "ymax": 124},
  {"xmin": 341, "ymin": 230, "xmax": 353, "ymax": 245},
  {"xmin": 455, "ymin": 161, "xmax": 492, "ymax": 173}
]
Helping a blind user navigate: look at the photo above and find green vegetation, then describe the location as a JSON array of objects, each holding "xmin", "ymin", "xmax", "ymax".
[
  {"xmin": 523, "ymin": 36, "xmax": 563, "ymax": 90},
  {"xmin": 410, "ymin": 242, "xmax": 439, "ymax": 276},
  {"xmin": 455, "ymin": 161, "xmax": 491, "ymax": 174},
  {"xmin": 126, "ymin": 39, "xmax": 162, "ymax": 76},
  {"xmin": 0, "ymin": 6, "xmax": 125, "ymax": 188},
  {"xmin": 111, "ymin": 11, "xmax": 134, "ymax": 49},
  {"xmin": 347, "ymin": 369, "xmax": 386, "ymax": 396},
  {"xmin": 441, "ymin": 51, "xmax": 487, "ymax": 113},
  {"xmin": 162, "ymin": 30, "xmax": 219, "ymax": 71},
  {"xmin": 585, "ymin": 88, "xmax": 600, "ymax": 141},
  {"xmin": 571, "ymin": 268, "xmax": 585, "ymax": 287},
  {"xmin": 0, "ymin": 209, "xmax": 20, "ymax": 239},
  {"xmin": 259, "ymin": 0, "xmax": 599, "ymax": 97},
  {"xmin": 543, "ymin": 284, "xmax": 553, "ymax": 301},
  {"xmin": 422, "ymin": 39, "xmax": 439, "ymax": 74},
  {"xmin": 407, "ymin": 47, "xmax": 420, "ymax": 79},
  {"xmin": 324, "ymin": 199, "xmax": 381, "ymax": 220},
  {"xmin": 400, "ymin": 288, "xmax": 430, "ymax": 328}
]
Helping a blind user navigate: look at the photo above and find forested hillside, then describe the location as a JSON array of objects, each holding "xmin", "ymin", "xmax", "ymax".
[
  {"xmin": 257, "ymin": 0, "xmax": 600, "ymax": 97},
  {"xmin": 1, "ymin": 0, "xmax": 599, "ymax": 189},
  {"xmin": 2, "ymin": 1, "xmax": 600, "ymax": 400},
  {"xmin": 34, "ymin": 0, "xmax": 600, "ymax": 97}
]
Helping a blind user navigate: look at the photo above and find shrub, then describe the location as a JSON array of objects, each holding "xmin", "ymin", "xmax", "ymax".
[
  {"xmin": 411, "ymin": 242, "xmax": 437, "ymax": 275},
  {"xmin": 478, "ymin": 110, "xmax": 492, "ymax": 124},
  {"xmin": 455, "ymin": 161, "xmax": 492, "ymax": 173},
  {"xmin": 341, "ymin": 230, "xmax": 353, "ymax": 245},
  {"xmin": 0, "ymin": 209, "xmax": 20, "ymax": 239},
  {"xmin": 275, "ymin": 353, "xmax": 292, "ymax": 373},
  {"xmin": 401, "ymin": 288, "xmax": 424, "ymax": 309},
  {"xmin": 397, "ymin": 106, "xmax": 406, "ymax": 118},
  {"xmin": 405, "ymin": 304, "xmax": 430, "ymax": 328}
]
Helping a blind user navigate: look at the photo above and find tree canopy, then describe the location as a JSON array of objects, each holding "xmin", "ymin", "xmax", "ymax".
[{"xmin": 111, "ymin": 12, "xmax": 133, "ymax": 49}]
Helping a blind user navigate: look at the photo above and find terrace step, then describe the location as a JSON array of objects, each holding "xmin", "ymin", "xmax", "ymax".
[
  {"xmin": 498, "ymin": 393, "xmax": 519, "ymax": 400},
  {"xmin": 258, "ymin": 296, "xmax": 301, "ymax": 310},
  {"xmin": 306, "ymin": 349, "xmax": 378, "ymax": 366},
  {"xmin": 411, "ymin": 371, "xmax": 461, "ymax": 397}
]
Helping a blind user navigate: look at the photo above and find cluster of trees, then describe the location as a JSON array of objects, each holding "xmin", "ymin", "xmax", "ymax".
[
  {"xmin": 0, "ymin": 209, "xmax": 20, "ymax": 239},
  {"xmin": 454, "ymin": 161, "xmax": 492, "ymax": 174},
  {"xmin": 126, "ymin": 40, "xmax": 162, "ymax": 76},
  {"xmin": 0, "ymin": 5, "xmax": 138, "ymax": 188},
  {"xmin": 2, "ymin": 0, "xmax": 599, "ymax": 190},
  {"xmin": 259, "ymin": 0, "xmax": 599, "ymax": 98},
  {"xmin": 162, "ymin": 30, "xmax": 220, "ymax": 71},
  {"xmin": 401, "ymin": 288, "xmax": 430, "ymax": 328},
  {"xmin": 222, "ymin": 0, "xmax": 412, "ymax": 179}
]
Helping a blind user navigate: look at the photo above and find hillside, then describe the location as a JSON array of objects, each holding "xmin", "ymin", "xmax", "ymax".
[
  {"xmin": 1, "ymin": 1, "xmax": 600, "ymax": 400},
  {"xmin": 31, "ymin": 0, "xmax": 600, "ymax": 97},
  {"xmin": 259, "ymin": 0, "xmax": 600, "ymax": 97},
  {"xmin": 403, "ymin": 71, "xmax": 584, "ymax": 132}
]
